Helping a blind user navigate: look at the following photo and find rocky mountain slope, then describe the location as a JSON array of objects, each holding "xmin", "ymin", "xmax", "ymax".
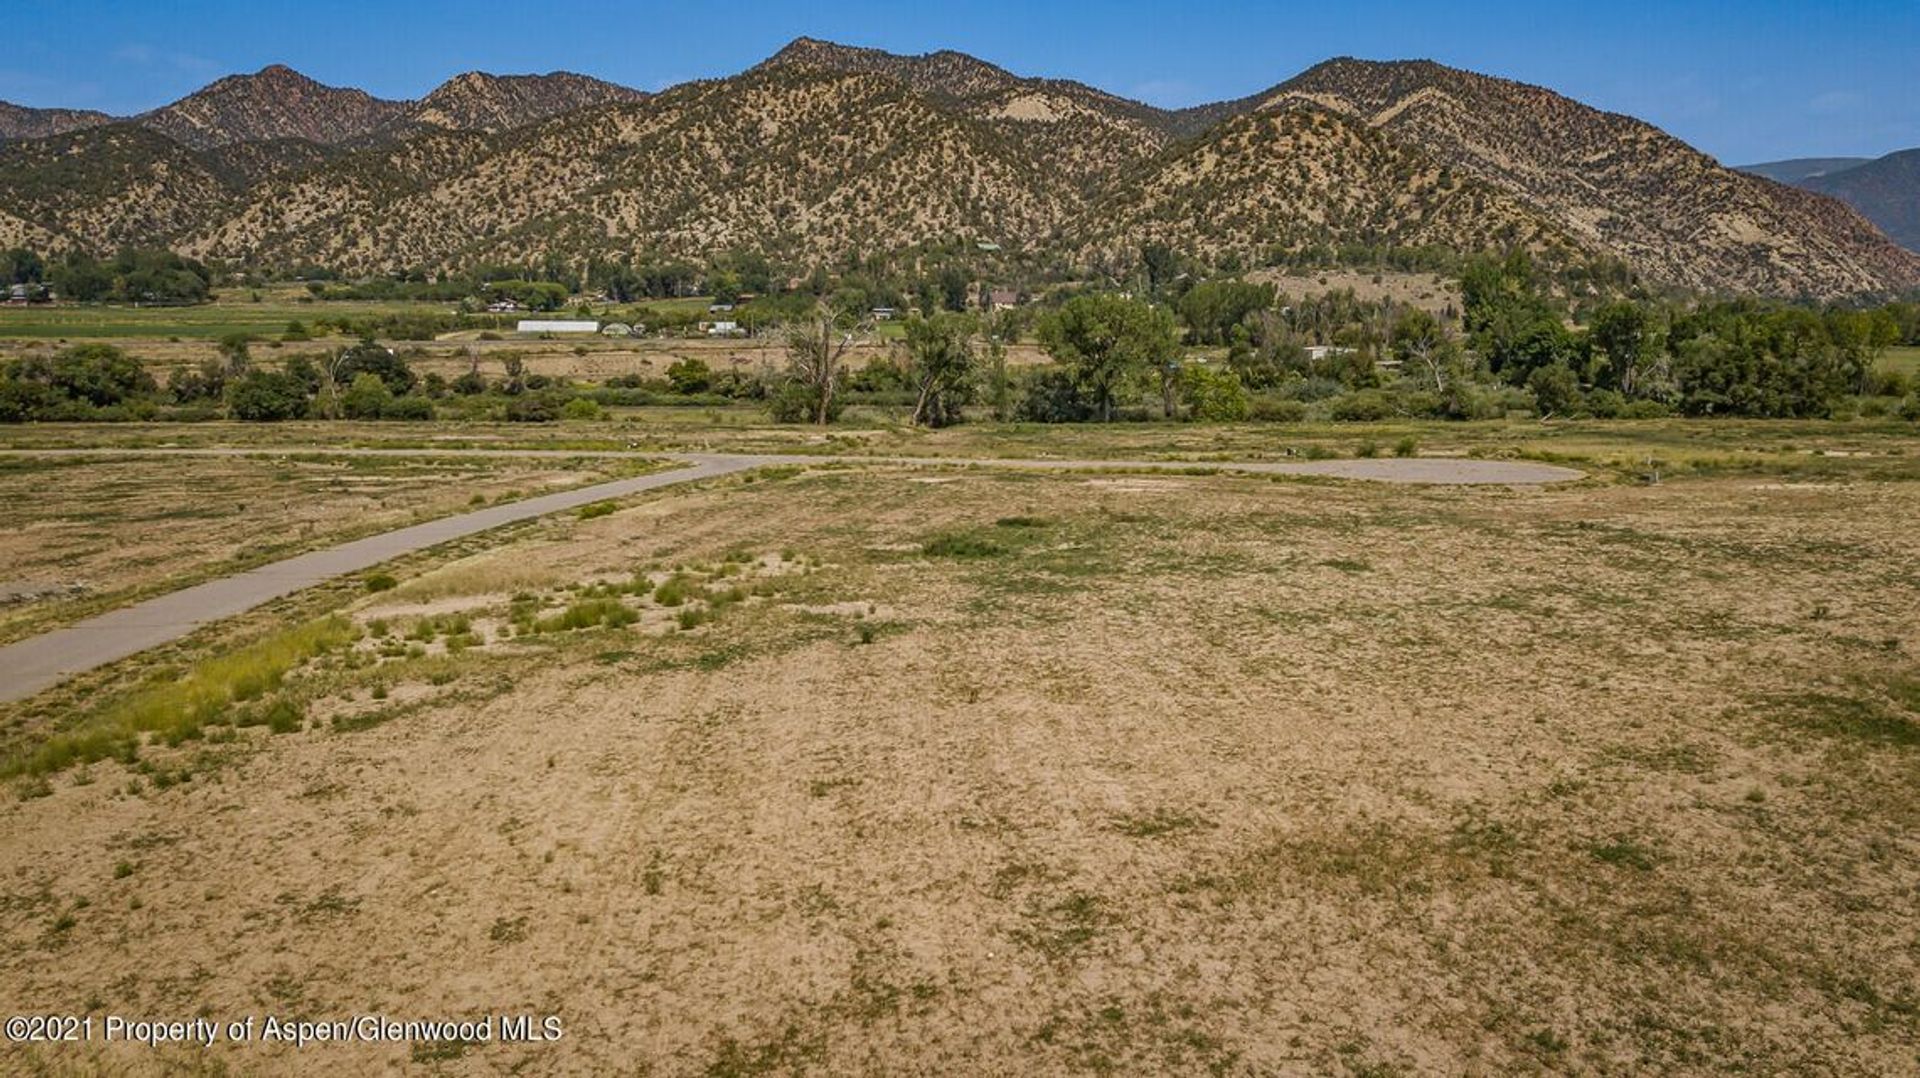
[
  {"xmin": 393, "ymin": 71, "xmax": 648, "ymax": 134},
  {"xmin": 1255, "ymin": 58, "xmax": 1920, "ymax": 296},
  {"xmin": 0, "ymin": 101, "xmax": 114, "ymax": 141},
  {"xmin": 2, "ymin": 42, "xmax": 1916, "ymax": 298},
  {"xmin": 137, "ymin": 65, "xmax": 407, "ymax": 149}
]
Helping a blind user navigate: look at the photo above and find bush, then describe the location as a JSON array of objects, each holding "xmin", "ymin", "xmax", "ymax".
[
  {"xmin": 333, "ymin": 339, "xmax": 415, "ymax": 393},
  {"xmin": 1179, "ymin": 364, "xmax": 1249, "ymax": 422},
  {"xmin": 226, "ymin": 370, "xmax": 310, "ymax": 421},
  {"xmin": 1014, "ymin": 368, "xmax": 1094, "ymax": 423},
  {"xmin": 340, "ymin": 372, "xmax": 392, "ymax": 420},
  {"xmin": 1527, "ymin": 364, "xmax": 1581, "ymax": 416},
  {"xmin": 383, "ymin": 395, "xmax": 434, "ymax": 420},
  {"xmin": 767, "ymin": 381, "xmax": 840, "ymax": 423},
  {"xmin": 505, "ymin": 395, "xmax": 558, "ymax": 422},
  {"xmin": 561, "ymin": 397, "xmax": 603, "ymax": 421},
  {"xmin": 1328, "ymin": 389, "xmax": 1395, "ymax": 422},
  {"xmin": 1584, "ymin": 388, "xmax": 1627, "ymax": 418},
  {"xmin": 665, "ymin": 358, "xmax": 713, "ymax": 394},
  {"xmin": 1247, "ymin": 396, "xmax": 1308, "ymax": 422}
]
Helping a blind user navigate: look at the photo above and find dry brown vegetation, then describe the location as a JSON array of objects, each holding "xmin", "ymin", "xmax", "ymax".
[
  {"xmin": 1, "ymin": 450, "xmax": 1916, "ymax": 1074},
  {"xmin": 0, "ymin": 452, "xmax": 645, "ymax": 644}
]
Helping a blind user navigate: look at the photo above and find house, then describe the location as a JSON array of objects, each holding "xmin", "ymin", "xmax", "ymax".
[
  {"xmin": 486, "ymin": 299, "xmax": 522, "ymax": 313},
  {"xmin": 870, "ymin": 307, "xmax": 896, "ymax": 321},
  {"xmin": 708, "ymin": 302, "xmax": 735, "ymax": 314},
  {"xmin": 704, "ymin": 320, "xmax": 741, "ymax": 337},
  {"xmin": 517, "ymin": 319, "xmax": 599, "ymax": 334},
  {"xmin": 601, "ymin": 322, "xmax": 634, "ymax": 337},
  {"xmin": 5, "ymin": 284, "xmax": 29, "ymax": 306},
  {"xmin": 987, "ymin": 289, "xmax": 1019, "ymax": 312},
  {"xmin": 1304, "ymin": 345, "xmax": 1355, "ymax": 362}
]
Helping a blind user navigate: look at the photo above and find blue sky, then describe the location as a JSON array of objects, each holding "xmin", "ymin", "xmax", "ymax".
[{"xmin": 3, "ymin": 1, "xmax": 1915, "ymax": 164}]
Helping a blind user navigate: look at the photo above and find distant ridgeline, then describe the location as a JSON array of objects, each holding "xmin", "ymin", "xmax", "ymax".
[{"xmin": 0, "ymin": 40, "xmax": 1917, "ymax": 299}]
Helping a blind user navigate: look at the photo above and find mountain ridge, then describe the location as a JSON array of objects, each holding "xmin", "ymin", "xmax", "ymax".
[{"xmin": 1, "ymin": 41, "xmax": 1916, "ymax": 298}]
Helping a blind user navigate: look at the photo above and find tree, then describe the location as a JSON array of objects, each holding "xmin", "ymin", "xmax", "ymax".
[
  {"xmin": 903, "ymin": 312, "xmax": 976, "ymax": 427},
  {"xmin": 1038, "ymin": 294, "xmax": 1178, "ymax": 421},
  {"xmin": 341, "ymin": 372, "xmax": 393, "ymax": 420},
  {"xmin": 1139, "ymin": 242, "xmax": 1182, "ymax": 298},
  {"xmin": 936, "ymin": 266, "xmax": 970, "ymax": 312},
  {"xmin": 665, "ymin": 358, "xmax": 713, "ymax": 394},
  {"xmin": 45, "ymin": 344, "xmax": 156, "ymax": 407},
  {"xmin": 1588, "ymin": 301, "xmax": 1660, "ymax": 396},
  {"xmin": 1177, "ymin": 280, "xmax": 1275, "ymax": 345},
  {"xmin": 216, "ymin": 332, "xmax": 253, "ymax": 376},
  {"xmin": 1528, "ymin": 363, "xmax": 1580, "ymax": 417},
  {"xmin": 1390, "ymin": 308, "xmax": 1461, "ymax": 391},
  {"xmin": 333, "ymin": 338, "xmax": 414, "ymax": 393},
  {"xmin": 1461, "ymin": 251, "xmax": 1572, "ymax": 382},
  {"xmin": 779, "ymin": 302, "xmax": 864, "ymax": 425},
  {"xmin": 500, "ymin": 354, "xmax": 527, "ymax": 396},
  {"xmin": 1179, "ymin": 364, "xmax": 1249, "ymax": 421},
  {"xmin": 2, "ymin": 248, "xmax": 44, "ymax": 285},
  {"xmin": 226, "ymin": 370, "xmax": 310, "ymax": 421}
]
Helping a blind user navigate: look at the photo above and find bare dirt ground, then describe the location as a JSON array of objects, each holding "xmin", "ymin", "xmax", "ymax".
[
  {"xmin": 0, "ymin": 453, "xmax": 643, "ymax": 644},
  {"xmin": 2, "ymin": 461, "xmax": 1917, "ymax": 1075}
]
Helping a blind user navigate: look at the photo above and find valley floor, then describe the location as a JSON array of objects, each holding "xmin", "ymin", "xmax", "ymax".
[{"xmin": 1, "ymin": 427, "xmax": 1918, "ymax": 1074}]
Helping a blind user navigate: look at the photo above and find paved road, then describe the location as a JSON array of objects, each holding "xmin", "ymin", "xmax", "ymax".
[{"xmin": 0, "ymin": 449, "xmax": 1580, "ymax": 703}]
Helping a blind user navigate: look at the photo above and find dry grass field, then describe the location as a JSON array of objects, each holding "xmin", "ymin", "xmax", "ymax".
[
  {"xmin": 0, "ymin": 452, "xmax": 656, "ymax": 645},
  {"xmin": 2, "ymin": 443, "xmax": 1918, "ymax": 1075}
]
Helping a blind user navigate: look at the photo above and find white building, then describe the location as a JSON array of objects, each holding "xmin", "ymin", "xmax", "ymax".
[{"xmin": 518, "ymin": 320, "xmax": 600, "ymax": 334}]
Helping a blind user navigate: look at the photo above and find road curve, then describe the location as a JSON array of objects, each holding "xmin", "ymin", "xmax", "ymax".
[{"xmin": 0, "ymin": 449, "xmax": 1580, "ymax": 704}]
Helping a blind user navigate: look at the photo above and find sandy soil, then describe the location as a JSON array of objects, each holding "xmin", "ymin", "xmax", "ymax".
[{"xmin": 1, "ymin": 466, "xmax": 1917, "ymax": 1074}]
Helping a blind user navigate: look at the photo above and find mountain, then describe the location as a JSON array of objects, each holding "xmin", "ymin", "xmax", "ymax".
[
  {"xmin": 1738, "ymin": 157, "xmax": 1870, "ymax": 185},
  {"xmin": 192, "ymin": 65, "xmax": 1071, "ymax": 272},
  {"xmin": 0, "ymin": 125, "xmax": 241, "ymax": 252},
  {"xmin": 1252, "ymin": 58, "xmax": 1920, "ymax": 297},
  {"xmin": 757, "ymin": 37, "xmax": 1175, "ymax": 187},
  {"xmin": 3, "ymin": 42, "xmax": 1917, "ymax": 298},
  {"xmin": 1079, "ymin": 107, "xmax": 1572, "ymax": 264},
  {"xmin": 0, "ymin": 101, "xmax": 114, "ymax": 141},
  {"xmin": 392, "ymin": 71, "xmax": 649, "ymax": 135},
  {"xmin": 1742, "ymin": 149, "xmax": 1920, "ymax": 253},
  {"xmin": 137, "ymin": 65, "xmax": 408, "ymax": 149},
  {"xmin": 1800, "ymin": 149, "xmax": 1920, "ymax": 252}
]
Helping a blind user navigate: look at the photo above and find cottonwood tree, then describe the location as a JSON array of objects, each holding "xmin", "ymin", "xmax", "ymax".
[
  {"xmin": 1039, "ymin": 294, "xmax": 1178, "ymax": 422},
  {"xmin": 1589, "ymin": 301, "xmax": 1663, "ymax": 397},
  {"xmin": 782, "ymin": 302, "xmax": 866, "ymax": 425},
  {"xmin": 903, "ymin": 312, "xmax": 976, "ymax": 427},
  {"xmin": 1390, "ymin": 308, "xmax": 1460, "ymax": 391}
]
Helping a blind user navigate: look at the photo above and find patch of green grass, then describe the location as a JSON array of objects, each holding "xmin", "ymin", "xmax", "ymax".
[
  {"xmin": 1765, "ymin": 677, "xmax": 1920, "ymax": 747},
  {"xmin": 922, "ymin": 529, "xmax": 1008, "ymax": 559},
  {"xmin": 531, "ymin": 598, "xmax": 637, "ymax": 634},
  {"xmin": 6, "ymin": 616, "xmax": 357, "ymax": 777},
  {"xmin": 576, "ymin": 501, "xmax": 616, "ymax": 520},
  {"xmin": 1589, "ymin": 836, "xmax": 1659, "ymax": 872},
  {"xmin": 362, "ymin": 573, "xmax": 398, "ymax": 593},
  {"xmin": 653, "ymin": 573, "xmax": 697, "ymax": 607}
]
